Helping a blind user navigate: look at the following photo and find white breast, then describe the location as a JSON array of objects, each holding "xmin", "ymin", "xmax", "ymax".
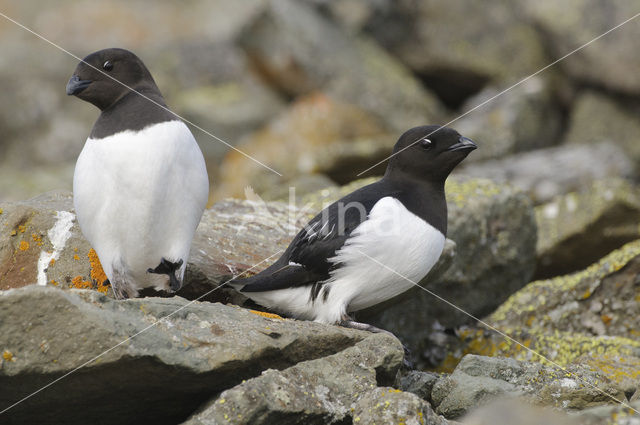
[
  {"xmin": 73, "ymin": 120, "xmax": 209, "ymax": 296},
  {"xmin": 318, "ymin": 196, "xmax": 445, "ymax": 322}
]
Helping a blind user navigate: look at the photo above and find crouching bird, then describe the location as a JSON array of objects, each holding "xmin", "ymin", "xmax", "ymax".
[
  {"xmin": 67, "ymin": 48, "xmax": 209, "ymax": 298},
  {"xmin": 231, "ymin": 125, "xmax": 476, "ymax": 331}
]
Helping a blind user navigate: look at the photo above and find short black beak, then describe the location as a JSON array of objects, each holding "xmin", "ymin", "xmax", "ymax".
[
  {"xmin": 66, "ymin": 75, "xmax": 92, "ymax": 96},
  {"xmin": 447, "ymin": 136, "xmax": 477, "ymax": 152}
]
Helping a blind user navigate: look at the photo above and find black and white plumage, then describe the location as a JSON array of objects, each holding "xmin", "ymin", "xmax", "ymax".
[
  {"xmin": 232, "ymin": 125, "xmax": 476, "ymax": 325},
  {"xmin": 67, "ymin": 48, "xmax": 209, "ymax": 298}
]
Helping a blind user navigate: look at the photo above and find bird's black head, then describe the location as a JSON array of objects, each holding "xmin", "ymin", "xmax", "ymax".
[
  {"xmin": 385, "ymin": 125, "xmax": 477, "ymax": 183},
  {"xmin": 66, "ymin": 48, "xmax": 161, "ymax": 111}
]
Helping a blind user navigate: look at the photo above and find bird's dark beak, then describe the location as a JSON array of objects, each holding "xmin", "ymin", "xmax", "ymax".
[
  {"xmin": 447, "ymin": 136, "xmax": 477, "ymax": 152},
  {"xmin": 66, "ymin": 75, "xmax": 92, "ymax": 96}
]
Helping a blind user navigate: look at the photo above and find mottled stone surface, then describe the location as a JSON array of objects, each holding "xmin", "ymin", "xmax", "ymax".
[
  {"xmin": 431, "ymin": 355, "xmax": 626, "ymax": 419},
  {"xmin": 535, "ymin": 179, "xmax": 640, "ymax": 279},
  {"xmin": 563, "ymin": 91, "xmax": 640, "ymax": 168},
  {"xmin": 183, "ymin": 334, "xmax": 403, "ymax": 424},
  {"xmin": 0, "ymin": 285, "xmax": 372, "ymax": 425},
  {"xmin": 456, "ymin": 143, "xmax": 636, "ymax": 205},
  {"xmin": 352, "ymin": 387, "xmax": 450, "ymax": 425}
]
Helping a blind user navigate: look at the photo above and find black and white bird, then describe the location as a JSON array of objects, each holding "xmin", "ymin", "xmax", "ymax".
[
  {"xmin": 67, "ymin": 48, "xmax": 209, "ymax": 298},
  {"xmin": 232, "ymin": 125, "xmax": 476, "ymax": 329}
]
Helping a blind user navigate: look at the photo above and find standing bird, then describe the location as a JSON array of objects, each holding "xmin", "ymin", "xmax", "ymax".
[
  {"xmin": 232, "ymin": 125, "xmax": 476, "ymax": 329},
  {"xmin": 67, "ymin": 48, "xmax": 209, "ymax": 298}
]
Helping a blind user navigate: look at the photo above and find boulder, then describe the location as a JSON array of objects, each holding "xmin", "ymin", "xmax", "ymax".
[
  {"xmin": 456, "ymin": 143, "xmax": 636, "ymax": 204},
  {"xmin": 359, "ymin": 0, "xmax": 548, "ymax": 107},
  {"xmin": 525, "ymin": 1, "xmax": 640, "ymax": 94},
  {"xmin": 0, "ymin": 285, "xmax": 377, "ymax": 425},
  {"xmin": 535, "ymin": 179, "xmax": 640, "ymax": 279},
  {"xmin": 431, "ymin": 354, "xmax": 626, "ymax": 419},
  {"xmin": 563, "ymin": 91, "xmax": 640, "ymax": 168},
  {"xmin": 352, "ymin": 387, "xmax": 451, "ymax": 425},
  {"xmin": 397, "ymin": 370, "xmax": 442, "ymax": 403},
  {"xmin": 454, "ymin": 78, "xmax": 563, "ymax": 163},
  {"xmin": 183, "ymin": 333, "xmax": 404, "ymax": 424},
  {"xmin": 237, "ymin": 0, "xmax": 443, "ymax": 131},
  {"xmin": 213, "ymin": 94, "xmax": 393, "ymax": 201},
  {"xmin": 489, "ymin": 239, "xmax": 640, "ymax": 340}
]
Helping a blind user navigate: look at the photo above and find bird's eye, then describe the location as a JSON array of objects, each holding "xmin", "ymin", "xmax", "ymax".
[
  {"xmin": 103, "ymin": 61, "xmax": 113, "ymax": 71},
  {"xmin": 419, "ymin": 138, "xmax": 433, "ymax": 149}
]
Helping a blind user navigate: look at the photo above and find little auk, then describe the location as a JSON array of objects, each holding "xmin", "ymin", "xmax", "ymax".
[
  {"xmin": 67, "ymin": 48, "xmax": 209, "ymax": 298},
  {"xmin": 232, "ymin": 125, "xmax": 476, "ymax": 331}
]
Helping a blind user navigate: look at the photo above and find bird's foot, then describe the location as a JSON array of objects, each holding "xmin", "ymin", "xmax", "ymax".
[
  {"xmin": 339, "ymin": 318, "xmax": 414, "ymax": 370},
  {"xmin": 147, "ymin": 257, "xmax": 183, "ymax": 291}
]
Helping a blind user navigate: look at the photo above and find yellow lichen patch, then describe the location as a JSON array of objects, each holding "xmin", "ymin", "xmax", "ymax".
[
  {"xmin": 10, "ymin": 229, "xmax": 16, "ymax": 236},
  {"xmin": 88, "ymin": 248, "xmax": 108, "ymax": 285},
  {"xmin": 50, "ymin": 279, "xmax": 58, "ymax": 286},
  {"xmin": 73, "ymin": 255, "xmax": 80, "ymax": 261},
  {"xmin": 70, "ymin": 275, "xmax": 92, "ymax": 289},
  {"xmin": 249, "ymin": 310, "xmax": 283, "ymax": 320},
  {"xmin": 0, "ymin": 208, "xmax": 3, "ymax": 214},
  {"xmin": 18, "ymin": 240, "xmax": 29, "ymax": 251},
  {"xmin": 2, "ymin": 350, "xmax": 14, "ymax": 362},
  {"xmin": 48, "ymin": 258, "xmax": 55, "ymax": 267},
  {"xmin": 18, "ymin": 225, "xmax": 26, "ymax": 233},
  {"xmin": 95, "ymin": 279, "xmax": 110, "ymax": 294}
]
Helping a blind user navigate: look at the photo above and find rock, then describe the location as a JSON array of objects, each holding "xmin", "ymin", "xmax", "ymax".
[
  {"xmin": 237, "ymin": 0, "xmax": 443, "ymax": 131},
  {"xmin": 456, "ymin": 143, "xmax": 636, "ymax": 204},
  {"xmin": 361, "ymin": 177, "xmax": 536, "ymax": 367},
  {"xmin": 0, "ymin": 285, "xmax": 376, "ymax": 425},
  {"xmin": 0, "ymin": 191, "xmax": 101, "ymax": 292},
  {"xmin": 360, "ymin": 0, "xmax": 548, "ymax": 107},
  {"xmin": 461, "ymin": 399, "xmax": 577, "ymax": 425},
  {"xmin": 489, "ymin": 239, "xmax": 640, "ymax": 340},
  {"xmin": 525, "ymin": 1, "xmax": 640, "ymax": 94},
  {"xmin": 352, "ymin": 387, "xmax": 451, "ymax": 425},
  {"xmin": 454, "ymin": 78, "xmax": 563, "ymax": 163},
  {"xmin": 397, "ymin": 370, "xmax": 442, "ymax": 403},
  {"xmin": 436, "ymin": 327, "xmax": 640, "ymax": 391},
  {"xmin": 575, "ymin": 400, "xmax": 640, "ymax": 425},
  {"xmin": 563, "ymin": 91, "xmax": 640, "ymax": 168},
  {"xmin": 431, "ymin": 354, "xmax": 626, "ymax": 419},
  {"xmin": 213, "ymin": 94, "xmax": 394, "ymax": 201},
  {"xmin": 535, "ymin": 179, "xmax": 640, "ymax": 279},
  {"xmin": 183, "ymin": 333, "xmax": 404, "ymax": 424}
]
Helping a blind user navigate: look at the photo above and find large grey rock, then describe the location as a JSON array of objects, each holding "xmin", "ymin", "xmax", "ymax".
[
  {"xmin": 489, "ymin": 239, "xmax": 640, "ymax": 341},
  {"xmin": 360, "ymin": 0, "xmax": 548, "ymax": 106},
  {"xmin": 535, "ymin": 179, "xmax": 640, "ymax": 279},
  {"xmin": 456, "ymin": 143, "xmax": 636, "ymax": 204},
  {"xmin": 526, "ymin": 0, "xmax": 640, "ymax": 94},
  {"xmin": 455, "ymin": 78, "xmax": 563, "ymax": 163},
  {"xmin": 352, "ymin": 387, "xmax": 452, "ymax": 425},
  {"xmin": 237, "ymin": 0, "xmax": 443, "ymax": 131},
  {"xmin": 397, "ymin": 370, "xmax": 442, "ymax": 403},
  {"xmin": 461, "ymin": 399, "xmax": 577, "ymax": 425},
  {"xmin": 183, "ymin": 333, "xmax": 404, "ymax": 424},
  {"xmin": 0, "ymin": 285, "xmax": 375, "ymax": 425},
  {"xmin": 563, "ymin": 91, "xmax": 640, "ymax": 169},
  {"xmin": 431, "ymin": 355, "xmax": 626, "ymax": 419}
]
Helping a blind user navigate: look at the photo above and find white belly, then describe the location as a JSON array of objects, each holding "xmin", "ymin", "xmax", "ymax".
[
  {"xmin": 246, "ymin": 196, "xmax": 445, "ymax": 324},
  {"xmin": 73, "ymin": 120, "xmax": 209, "ymax": 296}
]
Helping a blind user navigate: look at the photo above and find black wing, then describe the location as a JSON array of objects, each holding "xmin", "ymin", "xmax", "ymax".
[{"xmin": 239, "ymin": 182, "xmax": 401, "ymax": 293}]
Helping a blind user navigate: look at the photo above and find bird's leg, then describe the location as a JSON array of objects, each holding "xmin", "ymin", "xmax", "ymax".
[
  {"xmin": 339, "ymin": 315, "xmax": 414, "ymax": 369},
  {"xmin": 147, "ymin": 258, "xmax": 183, "ymax": 291}
]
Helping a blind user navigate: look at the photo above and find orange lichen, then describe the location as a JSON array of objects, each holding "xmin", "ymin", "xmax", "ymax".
[
  {"xmin": 73, "ymin": 255, "xmax": 80, "ymax": 261},
  {"xmin": 2, "ymin": 350, "xmax": 14, "ymax": 362},
  {"xmin": 249, "ymin": 310, "xmax": 283, "ymax": 320},
  {"xmin": 19, "ymin": 241, "xmax": 29, "ymax": 251},
  {"xmin": 88, "ymin": 249, "xmax": 108, "ymax": 285},
  {"xmin": 601, "ymin": 315, "xmax": 613, "ymax": 325},
  {"xmin": 50, "ymin": 279, "xmax": 58, "ymax": 286},
  {"xmin": 49, "ymin": 258, "xmax": 55, "ymax": 267},
  {"xmin": 18, "ymin": 225, "xmax": 26, "ymax": 233},
  {"xmin": 70, "ymin": 275, "xmax": 92, "ymax": 289}
]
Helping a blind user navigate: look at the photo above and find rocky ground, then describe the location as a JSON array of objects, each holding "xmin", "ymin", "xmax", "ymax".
[{"xmin": 2, "ymin": 0, "xmax": 640, "ymax": 424}]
